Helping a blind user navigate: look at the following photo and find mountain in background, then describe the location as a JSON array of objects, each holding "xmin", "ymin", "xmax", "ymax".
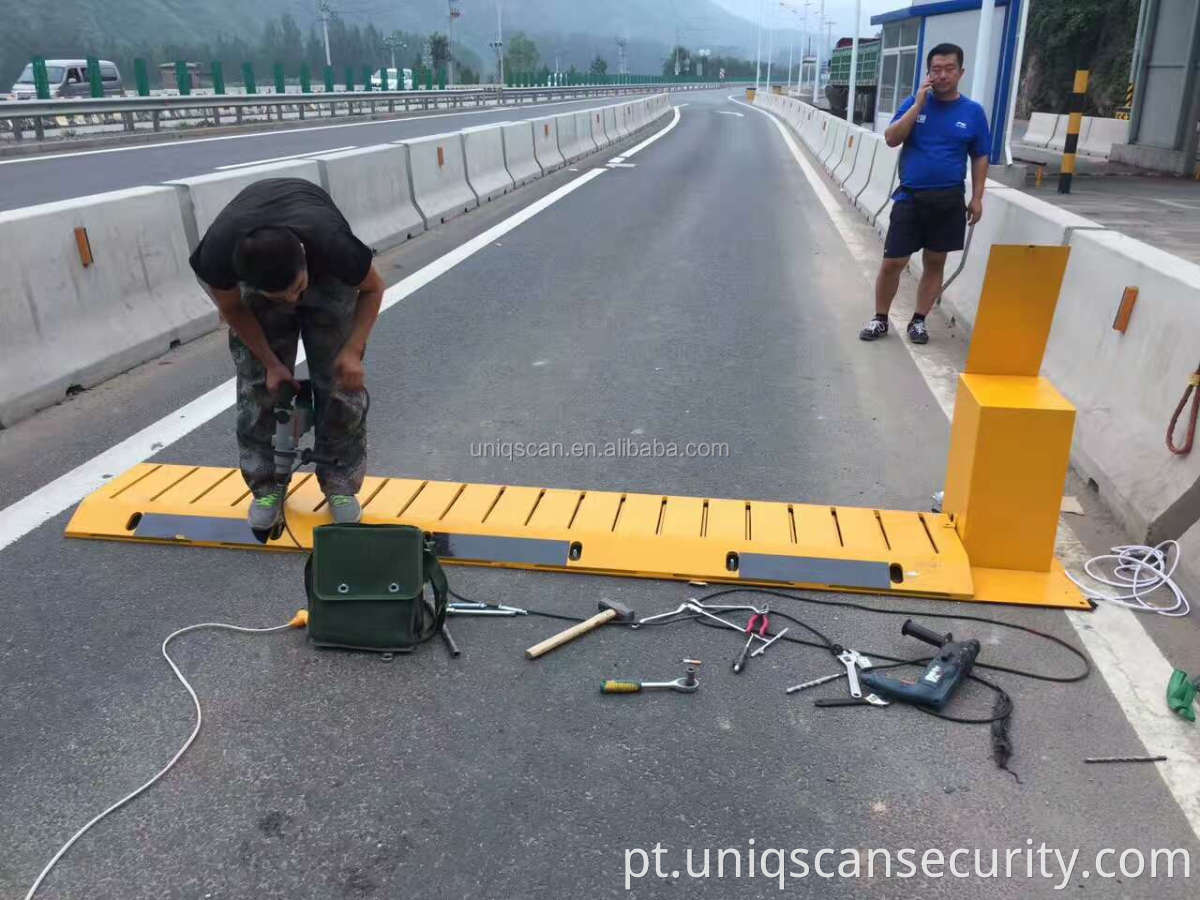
[{"xmin": 0, "ymin": 0, "xmax": 760, "ymax": 88}]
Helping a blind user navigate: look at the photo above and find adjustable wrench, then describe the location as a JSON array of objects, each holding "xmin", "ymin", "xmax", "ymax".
[{"xmin": 837, "ymin": 650, "xmax": 889, "ymax": 706}]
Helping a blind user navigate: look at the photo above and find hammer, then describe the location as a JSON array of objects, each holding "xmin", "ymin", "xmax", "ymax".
[{"xmin": 525, "ymin": 600, "xmax": 635, "ymax": 659}]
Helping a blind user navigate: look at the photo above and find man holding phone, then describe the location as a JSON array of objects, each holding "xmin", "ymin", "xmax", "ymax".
[{"xmin": 860, "ymin": 43, "xmax": 990, "ymax": 345}]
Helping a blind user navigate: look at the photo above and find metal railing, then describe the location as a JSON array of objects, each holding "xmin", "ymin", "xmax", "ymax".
[{"xmin": 0, "ymin": 82, "xmax": 726, "ymax": 143}]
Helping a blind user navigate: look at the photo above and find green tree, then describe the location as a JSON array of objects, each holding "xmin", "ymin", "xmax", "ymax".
[
  {"xmin": 504, "ymin": 32, "xmax": 539, "ymax": 75},
  {"xmin": 662, "ymin": 45, "xmax": 691, "ymax": 77},
  {"xmin": 429, "ymin": 32, "xmax": 450, "ymax": 71},
  {"xmin": 1019, "ymin": 0, "xmax": 1138, "ymax": 116},
  {"xmin": 589, "ymin": 55, "xmax": 608, "ymax": 76}
]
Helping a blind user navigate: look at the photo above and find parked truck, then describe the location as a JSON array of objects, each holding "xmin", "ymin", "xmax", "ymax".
[{"xmin": 825, "ymin": 37, "xmax": 880, "ymax": 124}]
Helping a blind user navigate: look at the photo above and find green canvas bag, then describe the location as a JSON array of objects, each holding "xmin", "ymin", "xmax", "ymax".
[{"xmin": 305, "ymin": 523, "xmax": 449, "ymax": 653}]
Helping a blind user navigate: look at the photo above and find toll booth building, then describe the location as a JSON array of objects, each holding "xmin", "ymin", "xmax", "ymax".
[{"xmin": 869, "ymin": 1, "xmax": 1023, "ymax": 164}]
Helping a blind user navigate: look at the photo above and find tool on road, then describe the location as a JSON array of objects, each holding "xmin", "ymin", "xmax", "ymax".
[
  {"xmin": 253, "ymin": 379, "xmax": 342, "ymax": 545},
  {"xmin": 1084, "ymin": 755, "xmax": 1168, "ymax": 764},
  {"xmin": 732, "ymin": 610, "xmax": 770, "ymax": 673},
  {"xmin": 835, "ymin": 650, "xmax": 890, "ymax": 706},
  {"xmin": 860, "ymin": 619, "xmax": 980, "ymax": 710},
  {"xmin": 525, "ymin": 599, "xmax": 635, "ymax": 659},
  {"xmin": 1167, "ymin": 669, "xmax": 1199, "ymax": 722},
  {"xmin": 448, "ymin": 601, "xmax": 528, "ymax": 616},
  {"xmin": 440, "ymin": 622, "xmax": 461, "ymax": 657},
  {"xmin": 750, "ymin": 627, "xmax": 789, "ymax": 657},
  {"xmin": 815, "ymin": 697, "xmax": 887, "ymax": 708},
  {"xmin": 602, "ymin": 664, "xmax": 699, "ymax": 695},
  {"xmin": 786, "ymin": 671, "xmax": 846, "ymax": 694}
]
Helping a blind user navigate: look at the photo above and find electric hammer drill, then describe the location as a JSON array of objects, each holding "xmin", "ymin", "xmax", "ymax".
[
  {"xmin": 860, "ymin": 619, "xmax": 980, "ymax": 710},
  {"xmin": 252, "ymin": 380, "xmax": 336, "ymax": 543}
]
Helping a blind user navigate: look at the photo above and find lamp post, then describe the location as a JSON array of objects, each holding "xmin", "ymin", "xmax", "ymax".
[{"xmin": 812, "ymin": 0, "xmax": 824, "ymax": 104}]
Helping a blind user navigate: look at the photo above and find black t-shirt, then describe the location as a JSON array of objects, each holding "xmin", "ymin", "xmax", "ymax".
[{"xmin": 188, "ymin": 178, "xmax": 373, "ymax": 290}]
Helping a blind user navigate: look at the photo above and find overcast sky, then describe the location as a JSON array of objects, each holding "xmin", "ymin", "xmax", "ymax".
[{"xmin": 711, "ymin": 0, "xmax": 902, "ymax": 40}]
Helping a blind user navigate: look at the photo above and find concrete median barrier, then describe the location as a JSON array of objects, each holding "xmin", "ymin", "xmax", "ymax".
[
  {"xmin": 574, "ymin": 110, "xmax": 600, "ymax": 153},
  {"xmin": 608, "ymin": 104, "xmax": 630, "ymax": 140},
  {"xmin": 855, "ymin": 139, "xmax": 899, "ymax": 223},
  {"xmin": 554, "ymin": 113, "xmax": 586, "ymax": 161},
  {"xmin": 602, "ymin": 105, "xmax": 620, "ymax": 143},
  {"xmin": 396, "ymin": 131, "xmax": 478, "ymax": 225},
  {"xmin": 0, "ymin": 186, "xmax": 216, "ymax": 426},
  {"xmin": 1079, "ymin": 117, "xmax": 1129, "ymax": 157},
  {"xmin": 1046, "ymin": 229, "xmax": 1200, "ymax": 544},
  {"xmin": 1020, "ymin": 112, "xmax": 1061, "ymax": 148},
  {"xmin": 843, "ymin": 133, "xmax": 880, "ymax": 202},
  {"xmin": 501, "ymin": 121, "xmax": 543, "ymax": 187},
  {"xmin": 462, "ymin": 124, "xmax": 515, "ymax": 203},
  {"xmin": 820, "ymin": 120, "xmax": 848, "ymax": 169},
  {"xmin": 315, "ymin": 145, "xmax": 424, "ymax": 251},
  {"xmin": 832, "ymin": 129, "xmax": 862, "ymax": 185},
  {"xmin": 166, "ymin": 159, "xmax": 322, "ymax": 250},
  {"xmin": 588, "ymin": 107, "xmax": 610, "ymax": 148},
  {"xmin": 530, "ymin": 116, "xmax": 566, "ymax": 172}
]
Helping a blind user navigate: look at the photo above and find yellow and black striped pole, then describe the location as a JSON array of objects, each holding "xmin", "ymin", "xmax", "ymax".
[{"xmin": 1058, "ymin": 70, "xmax": 1089, "ymax": 194}]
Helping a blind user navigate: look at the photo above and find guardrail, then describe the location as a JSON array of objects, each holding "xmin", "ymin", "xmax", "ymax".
[{"xmin": 0, "ymin": 81, "xmax": 727, "ymax": 143}]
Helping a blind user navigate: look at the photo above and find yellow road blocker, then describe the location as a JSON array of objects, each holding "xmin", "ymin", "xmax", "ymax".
[{"xmin": 64, "ymin": 246, "xmax": 1088, "ymax": 610}]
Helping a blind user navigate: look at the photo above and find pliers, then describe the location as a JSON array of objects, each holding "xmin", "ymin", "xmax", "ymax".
[{"xmin": 732, "ymin": 610, "xmax": 770, "ymax": 674}]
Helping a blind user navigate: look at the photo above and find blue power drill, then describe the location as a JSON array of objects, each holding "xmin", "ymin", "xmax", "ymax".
[{"xmin": 860, "ymin": 619, "xmax": 980, "ymax": 710}]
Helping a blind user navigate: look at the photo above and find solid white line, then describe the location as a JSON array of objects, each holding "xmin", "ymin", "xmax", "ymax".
[
  {"xmin": 621, "ymin": 106, "xmax": 682, "ymax": 159},
  {"xmin": 0, "ymin": 168, "xmax": 607, "ymax": 553},
  {"xmin": 0, "ymin": 96, "xmax": 629, "ymax": 167},
  {"xmin": 716, "ymin": 110, "xmax": 745, "ymax": 117},
  {"xmin": 740, "ymin": 94, "xmax": 1200, "ymax": 841},
  {"xmin": 606, "ymin": 162, "xmax": 637, "ymax": 168},
  {"xmin": 214, "ymin": 146, "xmax": 355, "ymax": 170}
]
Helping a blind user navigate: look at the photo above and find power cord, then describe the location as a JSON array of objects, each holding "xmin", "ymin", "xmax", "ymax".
[
  {"xmin": 1066, "ymin": 541, "xmax": 1189, "ymax": 617},
  {"xmin": 24, "ymin": 612, "xmax": 309, "ymax": 900}
]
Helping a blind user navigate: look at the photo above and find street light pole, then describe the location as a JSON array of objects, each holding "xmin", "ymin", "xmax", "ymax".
[
  {"xmin": 846, "ymin": 0, "xmax": 861, "ymax": 123},
  {"xmin": 318, "ymin": 0, "xmax": 333, "ymax": 68},
  {"xmin": 447, "ymin": 0, "xmax": 460, "ymax": 87},
  {"xmin": 765, "ymin": 5, "xmax": 775, "ymax": 87},
  {"xmin": 812, "ymin": 0, "xmax": 824, "ymax": 104},
  {"xmin": 755, "ymin": 0, "xmax": 764, "ymax": 91},
  {"xmin": 496, "ymin": 0, "xmax": 505, "ymax": 85}
]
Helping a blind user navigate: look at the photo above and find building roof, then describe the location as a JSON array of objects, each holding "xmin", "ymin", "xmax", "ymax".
[{"xmin": 870, "ymin": 0, "xmax": 1011, "ymax": 26}]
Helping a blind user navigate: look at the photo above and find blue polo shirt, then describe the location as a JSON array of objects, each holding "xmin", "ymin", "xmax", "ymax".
[{"xmin": 891, "ymin": 93, "xmax": 990, "ymax": 200}]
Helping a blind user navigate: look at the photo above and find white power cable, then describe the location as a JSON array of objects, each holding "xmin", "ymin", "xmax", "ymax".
[
  {"xmin": 25, "ymin": 614, "xmax": 306, "ymax": 900},
  {"xmin": 1067, "ymin": 541, "xmax": 1189, "ymax": 617}
]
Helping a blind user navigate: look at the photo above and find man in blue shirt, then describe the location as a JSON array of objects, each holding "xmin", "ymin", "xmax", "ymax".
[{"xmin": 860, "ymin": 43, "xmax": 990, "ymax": 344}]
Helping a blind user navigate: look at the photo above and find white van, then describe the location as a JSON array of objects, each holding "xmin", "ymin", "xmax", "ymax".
[
  {"xmin": 10, "ymin": 59, "xmax": 124, "ymax": 99},
  {"xmin": 369, "ymin": 67, "xmax": 414, "ymax": 91}
]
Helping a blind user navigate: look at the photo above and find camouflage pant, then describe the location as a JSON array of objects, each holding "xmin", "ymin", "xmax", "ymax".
[{"xmin": 230, "ymin": 277, "xmax": 368, "ymax": 498}]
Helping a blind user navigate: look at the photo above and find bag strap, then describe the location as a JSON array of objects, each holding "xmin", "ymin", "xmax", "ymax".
[{"xmin": 418, "ymin": 542, "xmax": 449, "ymax": 641}]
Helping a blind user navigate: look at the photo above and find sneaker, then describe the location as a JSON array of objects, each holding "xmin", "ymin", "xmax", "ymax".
[
  {"xmin": 907, "ymin": 318, "xmax": 929, "ymax": 344},
  {"xmin": 327, "ymin": 494, "xmax": 362, "ymax": 525},
  {"xmin": 859, "ymin": 317, "xmax": 889, "ymax": 341},
  {"xmin": 248, "ymin": 488, "xmax": 285, "ymax": 531}
]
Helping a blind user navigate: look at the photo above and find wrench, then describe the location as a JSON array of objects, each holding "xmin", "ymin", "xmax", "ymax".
[{"xmin": 837, "ymin": 651, "xmax": 890, "ymax": 706}]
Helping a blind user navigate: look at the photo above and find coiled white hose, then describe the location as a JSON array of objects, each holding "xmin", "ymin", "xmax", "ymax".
[{"xmin": 1067, "ymin": 541, "xmax": 1189, "ymax": 617}]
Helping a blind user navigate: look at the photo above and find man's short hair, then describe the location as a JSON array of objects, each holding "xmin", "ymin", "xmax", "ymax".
[
  {"xmin": 232, "ymin": 226, "xmax": 306, "ymax": 292},
  {"xmin": 927, "ymin": 43, "xmax": 964, "ymax": 70}
]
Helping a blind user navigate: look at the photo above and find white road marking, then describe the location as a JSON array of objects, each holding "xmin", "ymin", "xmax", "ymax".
[
  {"xmin": 737, "ymin": 92, "xmax": 1200, "ymax": 842},
  {"xmin": 0, "ymin": 95, "xmax": 638, "ymax": 167},
  {"xmin": 621, "ymin": 105, "xmax": 682, "ymax": 159},
  {"xmin": 606, "ymin": 162, "xmax": 637, "ymax": 168},
  {"xmin": 214, "ymin": 146, "xmax": 355, "ymax": 170},
  {"xmin": 717, "ymin": 110, "xmax": 745, "ymax": 117},
  {"xmin": 0, "ymin": 100, "xmax": 689, "ymax": 551},
  {"xmin": 608, "ymin": 156, "xmax": 626, "ymax": 163},
  {"xmin": 1152, "ymin": 198, "xmax": 1200, "ymax": 211}
]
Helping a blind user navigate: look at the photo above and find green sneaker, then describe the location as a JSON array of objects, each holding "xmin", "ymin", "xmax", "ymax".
[
  {"xmin": 248, "ymin": 488, "xmax": 284, "ymax": 531},
  {"xmin": 327, "ymin": 494, "xmax": 362, "ymax": 524}
]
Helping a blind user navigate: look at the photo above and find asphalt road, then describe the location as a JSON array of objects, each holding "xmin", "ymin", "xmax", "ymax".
[
  {"xmin": 2, "ymin": 90, "xmax": 1198, "ymax": 899},
  {"xmin": 0, "ymin": 92, "xmax": 653, "ymax": 211}
]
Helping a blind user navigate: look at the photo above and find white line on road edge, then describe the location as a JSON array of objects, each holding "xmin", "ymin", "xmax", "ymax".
[
  {"xmin": 214, "ymin": 146, "xmax": 355, "ymax": 170},
  {"xmin": 716, "ymin": 110, "xmax": 745, "ymax": 117},
  {"xmin": 606, "ymin": 163, "xmax": 637, "ymax": 168},
  {"xmin": 0, "ymin": 169, "xmax": 611, "ymax": 554},
  {"xmin": 621, "ymin": 105, "xmax": 682, "ymax": 159},
  {"xmin": 0, "ymin": 96, "xmax": 635, "ymax": 167},
  {"xmin": 736, "ymin": 93, "xmax": 1200, "ymax": 840}
]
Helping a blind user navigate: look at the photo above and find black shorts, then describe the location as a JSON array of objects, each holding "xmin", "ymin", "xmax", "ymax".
[{"xmin": 883, "ymin": 189, "xmax": 967, "ymax": 258}]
